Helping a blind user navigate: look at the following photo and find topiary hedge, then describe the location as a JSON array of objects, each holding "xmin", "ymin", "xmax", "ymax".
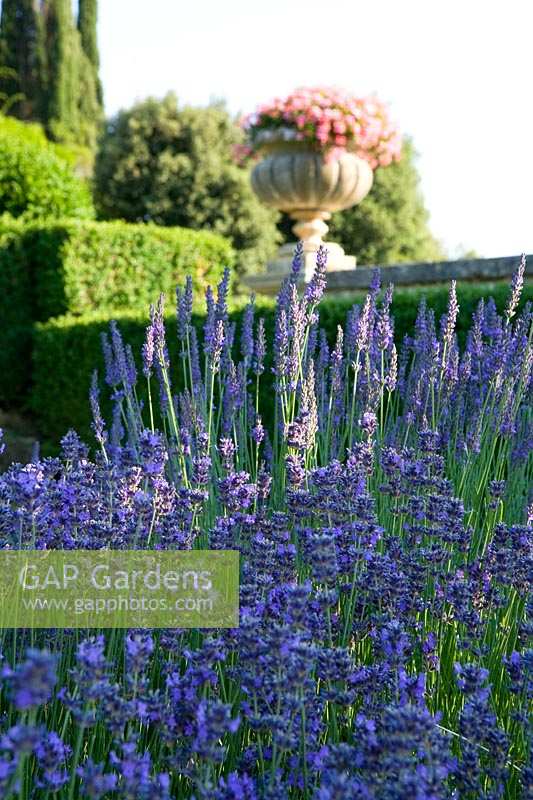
[
  {"xmin": 0, "ymin": 219, "xmax": 234, "ymax": 406},
  {"xmin": 0, "ymin": 219, "xmax": 34, "ymax": 403},
  {"xmin": 24, "ymin": 219, "xmax": 234, "ymax": 321},
  {"xmin": 32, "ymin": 280, "xmax": 533, "ymax": 447},
  {"xmin": 0, "ymin": 120, "xmax": 94, "ymax": 221}
]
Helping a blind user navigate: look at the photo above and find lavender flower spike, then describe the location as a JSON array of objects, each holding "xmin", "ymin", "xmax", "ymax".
[
  {"xmin": 303, "ymin": 245, "xmax": 328, "ymax": 306},
  {"xmin": 89, "ymin": 371, "xmax": 108, "ymax": 451},
  {"xmin": 177, "ymin": 275, "xmax": 193, "ymax": 341},
  {"xmin": 505, "ymin": 253, "xmax": 526, "ymax": 322},
  {"xmin": 142, "ymin": 317, "xmax": 155, "ymax": 379},
  {"xmin": 253, "ymin": 317, "xmax": 266, "ymax": 376},
  {"xmin": 442, "ymin": 280, "xmax": 459, "ymax": 349},
  {"xmin": 241, "ymin": 296, "xmax": 255, "ymax": 363},
  {"xmin": 291, "ymin": 240, "xmax": 304, "ymax": 279}
]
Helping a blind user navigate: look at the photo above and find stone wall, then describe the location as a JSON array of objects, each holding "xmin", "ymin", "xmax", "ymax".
[{"xmin": 326, "ymin": 253, "xmax": 532, "ymax": 291}]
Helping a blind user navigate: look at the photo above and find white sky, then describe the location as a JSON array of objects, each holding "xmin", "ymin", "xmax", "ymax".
[{"xmin": 98, "ymin": 0, "xmax": 533, "ymax": 259}]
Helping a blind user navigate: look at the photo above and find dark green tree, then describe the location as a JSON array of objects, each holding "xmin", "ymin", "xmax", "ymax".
[
  {"xmin": 42, "ymin": 0, "xmax": 78, "ymax": 143},
  {"xmin": 278, "ymin": 139, "xmax": 444, "ymax": 265},
  {"xmin": 0, "ymin": 0, "xmax": 102, "ymax": 149},
  {"xmin": 94, "ymin": 94, "xmax": 280, "ymax": 276},
  {"xmin": 77, "ymin": 0, "xmax": 102, "ymax": 105},
  {"xmin": 42, "ymin": 0, "xmax": 100, "ymax": 148},
  {"xmin": 0, "ymin": 0, "xmax": 45, "ymax": 119},
  {"xmin": 328, "ymin": 139, "xmax": 444, "ymax": 264}
]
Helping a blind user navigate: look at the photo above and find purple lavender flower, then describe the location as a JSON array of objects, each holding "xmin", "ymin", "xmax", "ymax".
[
  {"xmin": 303, "ymin": 245, "xmax": 328, "ymax": 306},
  {"xmin": 211, "ymin": 319, "xmax": 225, "ymax": 372},
  {"xmin": 139, "ymin": 429, "xmax": 168, "ymax": 476},
  {"xmin": 1, "ymin": 724, "xmax": 43, "ymax": 753},
  {"xmin": 204, "ymin": 285, "xmax": 216, "ymax": 353},
  {"xmin": 2, "ymin": 649, "xmax": 57, "ymax": 710},
  {"xmin": 0, "ymin": 256, "xmax": 530, "ymax": 799},
  {"xmin": 177, "ymin": 275, "xmax": 193, "ymax": 341},
  {"xmin": 193, "ymin": 699, "xmax": 240, "ymax": 761},
  {"xmin": 89, "ymin": 371, "xmax": 108, "ymax": 449},
  {"xmin": 216, "ymin": 267, "xmax": 231, "ymax": 323},
  {"xmin": 370, "ymin": 267, "xmax": 381, "ymax": 295},
  {"xmin": 101, "ymin": 331, "xmax": 120, "ymax": 387},
  {"xmin": 384, "ymin": 344, "xmax": 398, "ymax": 392},
  {"xmin": 444, "ymin": 280, "xmax": 459, "ymax": 334},
  {"xmin": 253, "ymin": 317, "xmax": 266, "ymax": 376},
  {"xmin": 213, "ymin": 772, "xmax": 257, "ymax": 800},
  {"xmin": 219, "ymin": 436, "xmax": 236, "ymax": 469},
  {"xmin": 376, "ymin": 305, "xmax": 394, "ymax": 350},
  {"xmin": 142, "ymin": 317, "xmax": 155, "ymax": 378},
  {"xmin": 76, "ymin": 759, "xmax": 118, "ymax": 799},
  {"xmin": 505, "ymin": 253, "xmax": 526, "ymax": 322},
  {"xmin": 454, "ymin": 662, "xmax": 490, "ymax": 700},
  {"xmin": 35, "ymin": 731, "xmax": 71, "ymax": 792},
  {"xmin": 291, "ymin": 240, "xmax": 303, "ymax": 278},
  {"xmin": 125, "ymin": 632, "xmax": 154, "ymax": 675},
  {"xmin": 360, "ymin": 410, "xmax": 377, "ymax": 437},
  {"xmin": 0, "ymin": 755, "xmax": 18, "ymax": 794},
  {"xmin": 218, "ymin": 471, "xmax": 257, "ymax": 512},
  {"xmin": 277, "ymin": 242, "xmax": 304, "ymax": 312},
  {"xmin": 251, "ymin": 415, "xmax": 264, "ymax": 445},
  {"xmin": 355, "ymin": 294, "xmax": 372, "ymax": 352},
  {"xmin": 285, "ymin": 453, "xmax": 305, "ymax": 487},
  {"xmin": 241, "ymin": 296, "xmax": 255, "ymax": 363},
  {"xmin": 60, "ymin": 429, "xmax": 89, "ymax": 462},
  {"xmin": 110, "ymin": 739, "xmax": 170, "ymax": 799}
]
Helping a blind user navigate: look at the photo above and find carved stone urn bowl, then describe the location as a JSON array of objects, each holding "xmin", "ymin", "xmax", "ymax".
[{"xmin": 249, "ymin": 134, "xmax": 373, "ymax": 288}]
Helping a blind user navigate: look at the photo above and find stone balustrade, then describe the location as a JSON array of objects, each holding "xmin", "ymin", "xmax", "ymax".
[{"xmin": 245, "ymin": 253, "xmax": 532, "ymax": 295}]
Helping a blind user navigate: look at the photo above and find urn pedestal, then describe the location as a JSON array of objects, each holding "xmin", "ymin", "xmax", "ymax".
[{"xmin": 246, "ymin": 141, "xmax": 373, "ymax": 294}]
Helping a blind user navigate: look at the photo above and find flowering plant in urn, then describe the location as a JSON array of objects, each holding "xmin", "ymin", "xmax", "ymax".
[
  {"xmin": 242, "ymin": 87, "xmax": 402, "ymax": 291},
  {"xmin": 243, "ymin": 86, "xmax": 401, "ymax": 167}
]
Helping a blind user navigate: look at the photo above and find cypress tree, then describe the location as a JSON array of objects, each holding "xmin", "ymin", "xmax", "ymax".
[
  {"xmin": 42, "ymin": 0, "xmax": 80, "ymax": 142},
  {"xmin": 0, "ymin": 0, "xmax": 45, "ymax": 120},
  {"xmin": 42, "ymin": 0, "xmax": 100, "ymax": 148},
  {"xmin": 77, "ymin": 0, "xmax": 102, "ymax": 105}
]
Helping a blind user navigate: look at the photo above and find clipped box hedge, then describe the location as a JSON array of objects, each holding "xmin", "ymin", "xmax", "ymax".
[
  {"xmin": 25, "ymin": 220, "xmax": 234, "ymax": 321},
  {"xmin": 0, "ymin": 220, "xmax": 34, "ymax": 403},
  {"xmin": 0, "ymin": 219, "xmax": 234, "ymax": 406},
  {"xmin": 0, "ymin": 119, "xmax": 95, "ymax": 222},
  {"xmin": 32, "ymin": 280, "xmax": 533, "ymax": 447}
]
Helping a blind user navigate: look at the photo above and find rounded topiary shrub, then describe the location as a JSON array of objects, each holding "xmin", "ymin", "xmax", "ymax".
[
  {"xmin": 93, "ymin": 94, "xmax": 279, "ymax": 276},
  {"xmin": 0, "ymin": 119, "xmax": 94, "ymax": 221}
]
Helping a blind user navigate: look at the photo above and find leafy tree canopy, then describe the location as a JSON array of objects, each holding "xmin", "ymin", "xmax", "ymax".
[{"xmin": 94, "ymin": 94, "xmax": 280, "ymax": 276}]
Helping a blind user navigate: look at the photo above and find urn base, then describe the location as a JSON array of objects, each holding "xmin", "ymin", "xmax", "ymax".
[{"xmin": 244, "ymin": 241, "xmax": 356, "ymax": 296}]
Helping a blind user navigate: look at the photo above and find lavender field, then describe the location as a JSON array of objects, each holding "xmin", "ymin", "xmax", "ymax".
[{"xmin": 0, "ymin": 246, "xmax": 531, "ymax": 798}]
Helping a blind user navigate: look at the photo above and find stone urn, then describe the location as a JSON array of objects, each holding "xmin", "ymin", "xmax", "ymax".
[{"xmin": 248, "ymin": 133, "xmax": 373, "ymax": 291}]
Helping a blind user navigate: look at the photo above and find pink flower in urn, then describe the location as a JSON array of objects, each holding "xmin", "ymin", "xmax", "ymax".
[{"xmin": 243, "ymin": 86, "xmax": 402, "ymax": 168}]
